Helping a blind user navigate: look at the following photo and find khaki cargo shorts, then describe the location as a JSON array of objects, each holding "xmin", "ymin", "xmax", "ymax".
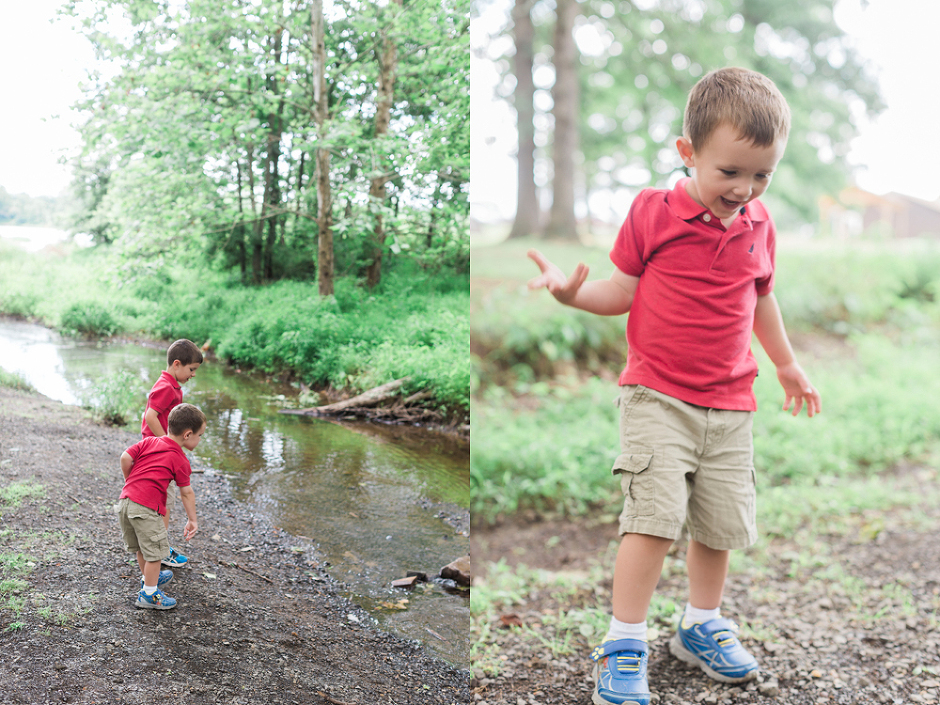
[
  {"xmin": 116, "ymin": 498, "xmax": 170, "ymax": 562},
  {"xmin": 613, "ymin": 385, "xmax": 758, "ymax": 550}
]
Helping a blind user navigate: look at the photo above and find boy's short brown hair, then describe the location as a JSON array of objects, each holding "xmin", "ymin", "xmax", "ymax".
[
  {"xmin": 683, "ymin": 67, "xmax": 790, "ymax": 150},
  {"xmin": 168, "ymin": 403, "xmax": 206, "ymax": 436},
  {"xmin": 167, "ymin": 339, "xmax": 204, "ymax": 367}
]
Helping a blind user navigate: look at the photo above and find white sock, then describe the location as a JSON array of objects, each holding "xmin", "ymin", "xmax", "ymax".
[
  {"xmin": 604, "ymin": 616, "xmax": 648, "ymax": 643},
  {"xmin": 143, "ymin": 584, "xmax": 158, "ymax": 595},
  {"xmin": 683, "ymin": 603, "xmax": 720, "ymax": 626}
]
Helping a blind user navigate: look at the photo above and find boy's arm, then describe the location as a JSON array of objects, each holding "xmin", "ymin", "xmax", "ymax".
[
  {"xmin": 120, "ymin": 451, "xmax": 134, "ymax": 480},
  {"xmin": 753, "ymin": 293, "xmax": 821, "ymax": 417},
  {"xmin": 143, "ymin": 408, "xmax": 165, "ymax": 437},
  {"xmin": 178, "ymin": 485, "xmax": 198, "ymax": 541},
  {"xmin": 527, "ymin": 249, "xmax": 638, "ymax": 316}
]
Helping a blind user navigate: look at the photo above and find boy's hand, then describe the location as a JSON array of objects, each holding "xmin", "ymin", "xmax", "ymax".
[
  {"xmin": 776, "ymin": 362, "xmax": 821, "ymax": 417},
  {"xmin": 183, "ymin": 519, "xmax": 198, "ymax": 541},
  {"xmin": 527, "ymin": 249, "xmax": 589, "ymax": 306}
]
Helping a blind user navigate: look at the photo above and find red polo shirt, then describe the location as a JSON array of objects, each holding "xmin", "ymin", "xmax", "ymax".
[
  {"xmin": 141, "ymin": 371, "xmax": 182, "ymax": 437},
  {"xmin": 120, "ymin": 436, "xmax": 192, "ymax": 516},
  {"xmin": 611, "ymin": 178, "xmax": 775, "ymax": 411}
]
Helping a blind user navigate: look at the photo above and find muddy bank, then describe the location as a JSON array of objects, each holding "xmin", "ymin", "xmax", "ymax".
[{"xmin": 0, "ymin": 386, "xmax": 469, "ymax": 704}]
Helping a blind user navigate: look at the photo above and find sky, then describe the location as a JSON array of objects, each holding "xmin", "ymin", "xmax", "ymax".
[
  {"xmin": 0, "ymin": 1, "xmax": 99, "ymax": 197},
  {"xmin": 471, "ymin": 0, "xmax": 940, "ymax": 223}
]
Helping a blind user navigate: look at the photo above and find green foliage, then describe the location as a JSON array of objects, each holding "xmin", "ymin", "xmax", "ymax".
[
  {"xmin": 0, "ymin": 246, "xmax": 470, "ymax": 416},
  {"xmin": 59, "ymin": 301, "xmax": 119, "ymax": 338},
  {"xmin": 0, "ymin": 369, "xmax": 34, "ymax": 392},
  {"xmin": 81, "ymin": 370, "xmax": 148, "ymax": 427},
  {"xmin": 471, "ymin": 377, "xmax": 621, "ymax": 520},
  {"xmin": 66, "ymin": 0, "xmax": 470, "ymax": 287}
]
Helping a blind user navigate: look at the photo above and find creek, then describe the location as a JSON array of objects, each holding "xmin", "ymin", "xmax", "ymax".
[{"xmin": 0, "ymin": 318, "xmax": 470, "ymax": 666}]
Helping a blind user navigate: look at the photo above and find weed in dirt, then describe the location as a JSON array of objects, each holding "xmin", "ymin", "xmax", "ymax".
[{"xmin": 0, "ymin": 481, "xmax": 45, "ymax": 508}]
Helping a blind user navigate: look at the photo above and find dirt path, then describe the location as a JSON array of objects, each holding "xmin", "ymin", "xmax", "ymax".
[
  {"xmin": 471, "ymin": 486, "xmax": 940, "ymax": 705},
  {"xmin": 0, "ymin": 387, "xmax": 469, "ymax": 705}
]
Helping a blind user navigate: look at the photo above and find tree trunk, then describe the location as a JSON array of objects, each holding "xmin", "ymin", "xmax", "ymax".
[
  {"xmin": 311, "ymin": 0, "xmax": 334, "ymax": 296},
  {"xmin": 544, "ymin": 0, "xmax": 579, "ymax": 241},
  {"xmin": 365, "ymin": 0, "xmax": 401, "ymax": 289},
  {"xmin": 263, "ymin": 29, "xmax": 285, "ymax": 282},
  {"xmin": 508, "ymin": 0, "xmax": 539, "ymax": 240}
]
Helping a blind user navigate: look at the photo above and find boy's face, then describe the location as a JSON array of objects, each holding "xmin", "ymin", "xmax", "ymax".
[
  {"xmin": 677, "ymin": 123, "xmax": 786, "ymax": 224},
  {"xmin": 170, "ymin": 360, "xmax": 201, "ymax": 384},
  {"xmin": 181, "ymin": 422, "xmax": 206, "ymax": 451}
]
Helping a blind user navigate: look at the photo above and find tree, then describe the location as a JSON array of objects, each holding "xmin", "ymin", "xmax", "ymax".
[
  {"xmin": 65, "ymin": 0, "xmax": 470, "ymax": 288},
  {"xmin": 311, "ymin": 0, "xmax": 334, "ymax": 296},
  {"xmin": 543, "ymin": 0, "xmax": 580, "ymax": 240},
  {"xmin": 507, "ymin": 0, "xmax": 539, "ymax": 240},
  {"xmin": 365, "ymin": 0, "xmax": 403, "ymax": 289}
]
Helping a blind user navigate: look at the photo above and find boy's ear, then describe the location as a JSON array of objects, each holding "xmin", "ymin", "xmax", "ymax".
[{"xmin": 676, "ymin": 137, "xmax": 695, "ymax": 168}]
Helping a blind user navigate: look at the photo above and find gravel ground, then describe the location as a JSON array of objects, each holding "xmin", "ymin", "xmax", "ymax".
[
  {"xmin": 471, "ymin": 476, "xmax": 940, "ymax": 705},
  {"xmin": 0, "ymin": 386, "xmax": 470, "ymax": 705}
]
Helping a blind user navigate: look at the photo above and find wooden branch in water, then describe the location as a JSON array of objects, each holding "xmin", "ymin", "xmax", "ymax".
[{"xmin": 283, "ymin": 377, "xmax": 411, "ymax": 416}]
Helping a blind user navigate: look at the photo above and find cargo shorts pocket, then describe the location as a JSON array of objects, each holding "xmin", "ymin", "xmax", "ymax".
[{"xmin": 612, "ymin": 448, "xmax": 655, "ymax": 517}]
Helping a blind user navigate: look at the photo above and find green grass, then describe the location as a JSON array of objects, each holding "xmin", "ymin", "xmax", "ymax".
[
  {"xmin": 0, "ymin": 368, "xmax": 34, "ymax": 392},
  {"xmin": 0, "ymin": 482, "xmax": 46, "ymax": 509}
]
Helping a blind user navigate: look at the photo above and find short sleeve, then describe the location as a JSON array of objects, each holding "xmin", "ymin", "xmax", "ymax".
[
  {"xmin": 755, "ymin": 219, "xmax": 776, "ymax": 296},
  {"xmin": 610, "ymin": 191, "xmax": 653, "ymax": 277}
]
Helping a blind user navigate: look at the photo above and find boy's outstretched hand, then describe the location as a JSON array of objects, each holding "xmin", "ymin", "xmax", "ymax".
[
  {"xmin": 776, "ymin": 361, "xmax": 822, "ymax": 418},
  {"xmin": 526, "ymin": 249, "xmax": 589, "ymax": 305}
]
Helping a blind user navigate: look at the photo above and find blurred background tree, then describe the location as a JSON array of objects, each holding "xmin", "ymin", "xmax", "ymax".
[{"xmin": 492, "ymin": 0, "xmax": 883, "ymax": 240}]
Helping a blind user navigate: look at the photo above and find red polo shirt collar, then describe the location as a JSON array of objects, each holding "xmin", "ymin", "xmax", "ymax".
[{"xmin": 667, "ymin": 177, "xmax": 768, "ymax": 226}]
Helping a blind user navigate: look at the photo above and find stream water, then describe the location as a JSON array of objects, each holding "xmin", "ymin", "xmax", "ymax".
[{"xmin": 0, "ymin": 319, "xmax": 470, "ymax": 666}]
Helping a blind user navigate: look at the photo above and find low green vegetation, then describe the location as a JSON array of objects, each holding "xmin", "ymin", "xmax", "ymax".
[
  {"xmin": 0, "ymin": 368, "xmax": 33, "ymax": 392},
  {"xmin": 80, "ymin": 369, "xmax": 149, "ymax": 428},
  {"xmin": 0, "ymin": 241, "xmax": 469, "ymax": 418},
  {"xmin": 0, "ymin": 484, "xmax": 95, "ymax": 631}
]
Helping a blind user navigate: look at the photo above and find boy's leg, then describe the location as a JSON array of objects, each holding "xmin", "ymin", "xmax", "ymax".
[
  {"xmin": 592, "ymin": 533, "xmax": 671, "ymax": 705},
  {"xmin": 686, "ymin": 539, "xmax": 729, "ymax": 610},
  {"xmin": 671, "ymin": 406, "xmax": 758, "ymax": 683},
  {"xmin": 612, "ymin": 533, "xmax": 673, "ymax": 623}
]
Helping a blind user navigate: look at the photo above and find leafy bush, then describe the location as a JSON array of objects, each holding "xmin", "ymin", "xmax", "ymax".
[
  {"xmin": 80, "ymin": 369, "xmax": 148, "ymax": 427},
  {"xmin": 60, "ymin": 302, "xmax": 119, "ymax": 338}
]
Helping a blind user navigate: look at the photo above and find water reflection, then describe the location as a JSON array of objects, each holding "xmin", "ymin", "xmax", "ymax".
[{"xmin": 0, "ymin": 319, "xmax": 469, "ymax": 665}]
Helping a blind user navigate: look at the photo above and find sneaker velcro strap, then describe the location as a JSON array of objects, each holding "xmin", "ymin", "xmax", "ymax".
[
  {"xmin": 590, "ymin": 638, "xmax": 648, "ymax": 662},
  {"xmin": 697, "ymin": 617, "xmax": 740, "ymax": 635}
]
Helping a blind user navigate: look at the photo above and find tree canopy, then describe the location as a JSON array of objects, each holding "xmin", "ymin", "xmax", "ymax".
[{"xmin": 66, "ymin": 0, "xmax": 470, "ymax": 287}]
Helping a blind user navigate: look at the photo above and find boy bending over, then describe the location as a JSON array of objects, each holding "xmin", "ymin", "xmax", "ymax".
[{"xmin": 118, "ymin": 403, "xmax": 206, "ymax": 610}]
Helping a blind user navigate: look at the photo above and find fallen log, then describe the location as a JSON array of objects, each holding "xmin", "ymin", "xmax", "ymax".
[{"xmin": 281, "ymin": 377, "xmax": 412, "ymax": 416}]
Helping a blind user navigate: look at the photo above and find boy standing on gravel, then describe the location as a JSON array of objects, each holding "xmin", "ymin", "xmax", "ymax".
[
  {"xmin": 141, "ymin": 338, "xmax": 203, "ymax": 569},
  {"xmin": 528, "ymin": 67, "xmax": 821, "ymax": 704},
  {"xmin": 118, "ymin": 403, "xmax": 206, "ymax": 610}
]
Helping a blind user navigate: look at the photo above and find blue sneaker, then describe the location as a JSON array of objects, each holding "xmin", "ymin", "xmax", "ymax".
[
  {"xmin": 135, "ymin": 588, "xmax": 177, "ymax": 610},
  {"xmin": 161, "ymin": 547, "xmax": 188, "ymax": 568},
  {"xmin": 590, "ymin": 638, "xmax": 650, "ymax": 705},
  {"xmin": 140, "ymin": 569, "xmax": 173, "ymax": 591},
  {"xmin": 669, "ymin": 617, "xmax": 758, "ymax": 683}
]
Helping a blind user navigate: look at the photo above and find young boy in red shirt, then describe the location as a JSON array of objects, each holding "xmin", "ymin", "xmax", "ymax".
[
  {"xmin": 118, "ymin": 403, "xmax": 206, "ymax": 609},
  {"xmin": 141, "ymin": 338, "xmax": 203, "ymax": 568},
  {"xmin": 528, "ymin": 67, "xmax": 822, "ymax": 704}
]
